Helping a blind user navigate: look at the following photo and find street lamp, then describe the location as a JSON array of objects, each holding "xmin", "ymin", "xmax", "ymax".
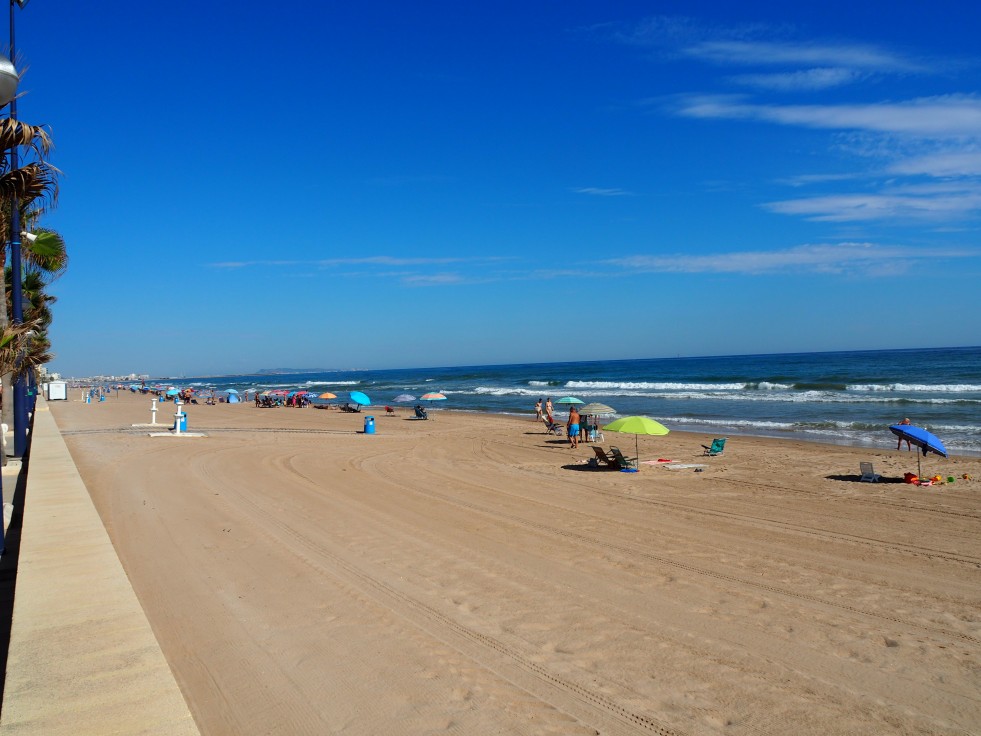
[
  {"xmin": 7, "ymin": 0, "xmax": 28, "ymax": 457},
  {"xmin": 0, "ymin": 56, "xmax": 16, "ymax": 107}
]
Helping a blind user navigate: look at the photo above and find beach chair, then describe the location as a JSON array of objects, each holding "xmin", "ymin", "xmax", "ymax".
[
  {"xmin": 590, "ymin": 446, "xmax": 616, "ymax": 468},
  {"xmin": 542, "ymin": 416, "xmax": 563, "ymax": 435},
  {"xmin": 702, "ymin": 437, "xmax": 727, "ymax": 456},
  {"xmin": 859, "ymin": 462, "xmax": 881, "ymax": 482},
  {"xmin": 414, "ymin": 406, "xmax": 429, "ymax": 420},
  {"xmin": 385, "ymin": 406, "xmax": 396, "ymax": 416},
  {"xmin": 610, "ymin": 446, "xmax": 638, "ymax": 471}
]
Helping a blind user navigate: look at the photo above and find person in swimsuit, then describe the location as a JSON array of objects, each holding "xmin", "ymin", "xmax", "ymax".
[
  {"xmin": 897, "ymin": 417, "xmax": 912, "ymax": 450},
  {"xmin": 567, "ymin": 406, "xmax": 580, "ymax": 449}
]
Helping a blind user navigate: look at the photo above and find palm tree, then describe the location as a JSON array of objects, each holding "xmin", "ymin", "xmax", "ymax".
[{"xmin": 0, "ymin": 118, "xmax": 59, "ymax": 430}]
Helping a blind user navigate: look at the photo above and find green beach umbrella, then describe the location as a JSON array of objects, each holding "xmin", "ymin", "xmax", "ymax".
[
  {"xmin": 602, "ymin": 416, "xmax": 670, "ymax": 465},
  {"xmin": 556, "ymin": 396, "xmax": 584, "ymax": 404}
]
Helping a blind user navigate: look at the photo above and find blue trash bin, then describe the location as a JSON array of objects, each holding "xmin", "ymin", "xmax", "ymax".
[
  {"xmin": 364, "ymin": 415, "xmax": 375, "ymax": 434},
  {"xmin": 172, "ymin": 412, "xmax": 187, "ymax": 432}
]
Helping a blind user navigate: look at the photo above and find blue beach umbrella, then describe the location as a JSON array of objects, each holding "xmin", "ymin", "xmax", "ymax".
[
  {"xmin": 889, "ymin": 424, "xmax": 947, "ymax": 479},
  {"xmin": 350, "ymin": 391, "xmax": 371, "ymax": 407},
  {"xmin": 225, "ymin": 388, "xmax": 239, "ymax": 394}
]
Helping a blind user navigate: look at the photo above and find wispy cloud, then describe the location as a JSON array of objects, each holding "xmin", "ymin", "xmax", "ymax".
[
  {"xmin": 400, "ymin": 272, "xmax": 468, "ymax": 287},
  {"xmin": 765, "ymin": 182, "xmax": 981, "ymax": 221},
  {"xmin": 676, "ymin": 93, "xmax": 981, "ymax": 138},
  {"xmin": 887, "ymin": 150, "xmax": 981, "ymax": 177},
  {"xmin": 607, "ymin": 242, "xmax": 974, "ymax": 275},
  {"xmin": 208, "ymin": 255, "xmax": 504, "ymax": 269},
  {"xmin": 683, "ymin": 39, "xmax": 923, "ymax": 72},
  {"xmin": 367, "ymin": 174, "xmax": 455, "ymax": 187},
  {"xmin": 730, "ymin": 67, "xmax": 862, "ymax": 91},
  {"xmin": 572, "ymin": 187, "xmax": 633, "ymax": 197}
]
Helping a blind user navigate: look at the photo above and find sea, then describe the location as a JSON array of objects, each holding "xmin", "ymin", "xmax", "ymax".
[{"xmin": 153, "ymin": 347, "xmax": 980, "ymax": 456}]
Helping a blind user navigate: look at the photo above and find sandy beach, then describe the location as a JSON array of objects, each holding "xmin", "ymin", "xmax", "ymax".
[{"xmin": 48, "ymin": 392, "xmax": 981, "ymax": 735}]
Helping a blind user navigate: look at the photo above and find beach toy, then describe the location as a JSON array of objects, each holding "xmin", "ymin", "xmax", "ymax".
[
  {"xmin": 947, "ymin": 476, "xmax": 955, "ymax": 484},
  {"xmin": 904, "ymin": 472, "xmax": 918, "ymax": 484}
]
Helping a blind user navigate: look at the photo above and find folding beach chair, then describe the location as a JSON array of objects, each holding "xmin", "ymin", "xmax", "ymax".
[
  {"xmin": 702, "ymin": 438, "xmax": 727, "ymax": 456},
  {"xmin": 590, "ymin": 446, "xmax": 616, "ymax": 468},
  {"xmin": 859, "ymin": 462, "xmax": 881, "ymax": 482},
  {"xmin": 610, "ymin": 446, "xmax": 638, "ymax": 471},
  {"xmin": 542, "ymin": 417, "xmax": 563, "ymax": 435}
]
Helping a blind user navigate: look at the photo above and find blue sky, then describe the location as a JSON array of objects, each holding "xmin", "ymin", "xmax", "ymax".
[{"xmin": 15, "ymin": 1, "xmax": 981, "ymax": 376}]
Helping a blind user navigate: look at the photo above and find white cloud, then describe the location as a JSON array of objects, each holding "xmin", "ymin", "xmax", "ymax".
[
  {"xmin": 765, "ymin": 182, "xmax": 981, "ymax": 221},
  {"xmin": 607, "ymin": 242, "xmax": 974, "ymax": 275},
  {"xmin": 684, "ymin": 40, "xmax": 923, "ymax": 72},
  {"xmin": 676, "ymin": 94, "xmax": 981, "ymax": 139},
  {"xmin": 573, "ymin": 187, "xmax": 633, "ymax": 196},
  {"xmin": 888, "ymin": 150, "xmax": 981, "ymax": 177},
  {"xmin": 731, "ymin": 67, "xmax": 862, "ymax": 91},
  {"xmin": 401, "ymin": 273, "xmax": 467, "ymax": 286}
]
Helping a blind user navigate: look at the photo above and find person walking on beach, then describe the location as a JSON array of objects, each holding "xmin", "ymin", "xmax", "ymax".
[
  {"xmin": 545, "ymin": 397, "xmax": 553, "ymax": 422},
  {"xmin": 897, "ymin": 417, "xmax": 912, "ymax": 450},
  {"xmin": 567, "ymin": 406, "xmax": 580, "ymax": 449},
  {"xmin": 535, "ymin": 398, "xmax": 543, "ymax": 421}
]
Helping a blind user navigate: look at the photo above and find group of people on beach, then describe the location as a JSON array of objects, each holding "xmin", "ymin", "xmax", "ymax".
[{"xmin": 534, "ymin": 397, "xmax": 594, "ymax": 449}]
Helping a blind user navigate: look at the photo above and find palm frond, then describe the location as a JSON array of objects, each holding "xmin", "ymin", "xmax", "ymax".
[
  {"xmin": 0, "ymin": 162, "xmax": 60, "ymax": 235},
  {"xmin": 0, "ymin": 119, "xmax": 53, "ymax": 165},
  {"xmin": 22, "ymin": 228, "xmax": 68, "ymax": 276},
  {"xmin": 0, "ymin": 319, "xmax": 41, "ymax": 378}
]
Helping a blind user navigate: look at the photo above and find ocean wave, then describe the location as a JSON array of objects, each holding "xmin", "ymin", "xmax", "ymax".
[
  {"xmin": 566, "ymin": 380, "xmax": 748, "ymax": 391},
  {"xmin": 847, "ymin": 383, "xmax": 981, "ymax": 392},
  {"xmin": 467, "ymin": 386, "xmax": 981, "ymax": 405},
  {"xmin": 660, "ymin": 416, "xmax": 795, "ymax": 430}
]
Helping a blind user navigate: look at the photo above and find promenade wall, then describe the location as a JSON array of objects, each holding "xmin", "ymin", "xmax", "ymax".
[{"xmin": 1, "ymin": 399, "xmax": 199, "ymax": 735}]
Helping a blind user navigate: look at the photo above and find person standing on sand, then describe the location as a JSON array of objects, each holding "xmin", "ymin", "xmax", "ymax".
[
  {"xmin": 535, "ymin": 399, "xmax": 543, "ymax": 421},
  {"xmin": 567, "ymin": 406, "xmax": 580, "ymax": 449},
  {"xmin": 545, "ymin": 397, "xmax": 553, "ymax": 422},
  {"xmin": 897, "ymin": 417, "xmax": 912, "ymax": 450}
]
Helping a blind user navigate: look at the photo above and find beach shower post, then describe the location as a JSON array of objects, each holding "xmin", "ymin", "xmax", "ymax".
[
  {"xmin": 150, "ymin": 398, "xmax": 158, "ymax": 425},
  {"xmin": 174, "ymin": 399, "xmax": 184, "ymax": 434}
]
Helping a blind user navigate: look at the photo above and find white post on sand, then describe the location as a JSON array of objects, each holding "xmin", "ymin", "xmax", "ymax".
[
  {"xmin": 150, "ymin": 398, "xmax": 158, "ymax": 425},
  {"xmin": 174, "ymin": 399, "xmax": 183, "ymax": 435}
]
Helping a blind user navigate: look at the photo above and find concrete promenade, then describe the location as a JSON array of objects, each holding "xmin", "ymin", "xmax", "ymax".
[{"xmin": 0, "ymin": 399, "xmax": 199, "ymax": 735}]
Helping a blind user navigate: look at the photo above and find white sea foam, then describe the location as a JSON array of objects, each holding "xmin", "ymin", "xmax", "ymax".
[
  {"xmin": 566, "ymin": 380, "xmax": 747, "ymax": 391},
  {"xmin": 848, "ymin": 383, "xmax": 981, "ymax": 392}
]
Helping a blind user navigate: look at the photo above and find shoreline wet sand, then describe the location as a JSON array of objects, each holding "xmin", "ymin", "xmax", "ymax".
[{"xmin": 50, "ymin": 392, "xmax": 981, "ymax": 735}]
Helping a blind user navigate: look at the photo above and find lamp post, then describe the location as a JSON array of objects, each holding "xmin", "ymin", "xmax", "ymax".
[
  {"xmin": 8, "ymin": 0, "xmax": 29, "ymax": 458},
  {"xmin": 0, "ymin": 27, "xmax": 16, "ymax": 555}
]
